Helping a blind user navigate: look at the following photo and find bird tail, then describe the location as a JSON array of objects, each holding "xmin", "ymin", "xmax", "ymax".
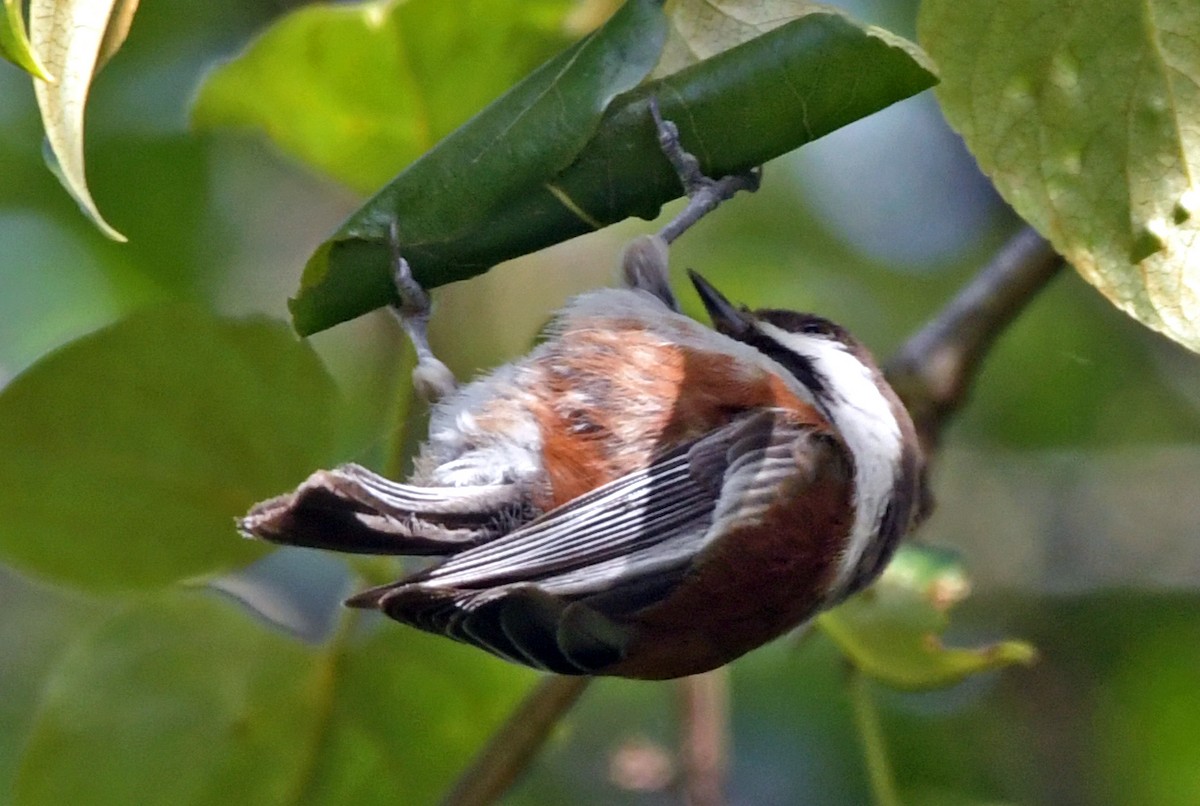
[{"xmin": 238, "ymin": 463, "xmax": 531, "ymax": 556}]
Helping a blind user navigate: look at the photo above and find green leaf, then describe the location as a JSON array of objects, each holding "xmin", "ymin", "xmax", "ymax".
[
  {"xmin": 290, "ymin": 0, "xmax": 669, "ymax": 335},
  {"xmin": 0, "ymin": 569, "xmax": 116, "ymax": 795},
  {"xmin": 817, "ymin": 545, "xmax": 1036, "ymax": 690},
  {"xmin": 13, "ymin": 591, "xmax": 534, "ymax": 805},
  {"xmin": 29, "ymin": 0, "xmax": 140, "ymax": 241},
  {"xmin": 920, "ymin": 0, "xmax": 1200, "ymax": 353},
  {"xmin": 1, "ymin": 0, "xmax": 51, "ymax": 78},
  {"xmin": 294, "ymin": 617, "xmax": 534, "ymax": 805},
  {"xmin": 293, "ymin": 7, "xmax": 935, "ymax": 335},
  {"xmin": 15, "ymin": 592, "xmax": 324, "ymax": 805},
  {"xmin": 0, "ymin": 305, "xmax": 340, "ymax": 592},
  {"xmin": 192, "ymin": 0, "xmax": 576, "ymax": 195}
]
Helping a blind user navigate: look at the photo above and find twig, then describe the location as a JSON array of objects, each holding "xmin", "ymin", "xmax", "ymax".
[
  {"xmin": 848, "ymin": 668, "xmax": 901, "ymax": 806},
  {"xmin": 885, "ymin": 226, "xmax": 1063, "ymax": 453},
  {"xmin": 441, "ymin": 675, "xmax": 591, "ymax": 806},
  {"xmin": 677, "ymin": 669, "xmax": 730, "ymax": 806}
]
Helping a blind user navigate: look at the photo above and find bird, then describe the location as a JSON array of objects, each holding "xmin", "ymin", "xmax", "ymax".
[{"xmin": 239, "ymin": 102, "xmax": 928, "ymax": 680}]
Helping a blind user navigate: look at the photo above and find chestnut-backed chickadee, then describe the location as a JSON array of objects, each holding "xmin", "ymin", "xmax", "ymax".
[{"xmin": 241, "ymin": 104, "xmax": 927, "ymax": 680}]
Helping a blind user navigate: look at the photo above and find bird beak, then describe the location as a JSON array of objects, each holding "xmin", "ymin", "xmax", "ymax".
[{"xmin": 688, "ymin": 270, "xmax": 751, "ymax": 337}]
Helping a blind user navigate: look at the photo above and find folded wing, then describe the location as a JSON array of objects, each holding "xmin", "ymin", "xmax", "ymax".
[{"xmin": 353, "ymin": 410, "xmax": 831, "ymax": 675}]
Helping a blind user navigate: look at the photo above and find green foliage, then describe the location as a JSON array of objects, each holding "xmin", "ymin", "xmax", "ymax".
[
  {"xmin": 0, "ymin": 570, "xmax": 115, "ymax": 796},
  {"xmin": 16, "ymin": 593, "xmax": 324, "ymax": 804},
  {"xmin": 1093, "ymin": 605, "xmax": 1200, "ymax": 806},
  {"xmin": 0, "ymin": 0, "xmax": 50, "ymax": 78},
  {"xmin": 0, "ymin": 306, "xmax": 339, "ymax": 591},
  {"xmin": 192, "ymin": 0, "xmax": 576, "ymax": 195},
  {"xmin": 12, "ymin": 591, "xmax": 534, "ymax": 805},
  {"xmin": 284, "ymin": 4, "xmax": 936, "ymax": 334},
  {"xmin": 818, "ymin": 546, "xmax": 1035, "ymax": 690},
  {"xmin": 289, "ymin": 618, "xmax": 534, "ymax": 805},
  {"xmin": 26, "ymin": 0, "xmax": 141, "ymax": 240},
  {"xmin": 288, "ymin": 0, "xmax": 672, "ymax": 333},
  {"xmin": 956, "ymin": 269, "xmax": 1200, "ymax": 447},
  {"xmin": 921, "ymin": 0, "xmax": 1200, "ymax": 352}
]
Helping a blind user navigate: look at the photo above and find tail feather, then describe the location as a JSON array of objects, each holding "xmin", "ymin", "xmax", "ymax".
[
  {"xmin": 370, "ymin": 583, "xmax": 621, "ymax": 675},
  {"xmin": 239, "ymin": 464, "xmax": 532, "ymax": 556}
]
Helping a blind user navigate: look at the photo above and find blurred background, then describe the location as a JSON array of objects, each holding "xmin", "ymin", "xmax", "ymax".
[{"xmin": 2, "ymin": 0, "xmax": 1199, "ymax": 804}]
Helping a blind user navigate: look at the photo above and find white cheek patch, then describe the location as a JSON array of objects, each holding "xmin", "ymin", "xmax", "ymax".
[{"xmin": 756, "ymin": 323, "xmax": 905, "ymax": 595}]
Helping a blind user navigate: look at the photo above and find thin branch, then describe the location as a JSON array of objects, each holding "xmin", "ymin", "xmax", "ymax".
[
  {"xmin": 885, "ymin": 226, "xmax": 1063, "ymax": 453},
  {"xmin": 848, "ymin": 668, "xmax": 900, "ymax": 806},
  {"xmin": 677, "ymin": 669, "xmax": 730, "ymax": 806},
  {"xmin": 282, "ymin": 606, "xmax": 362, "ymax": 805},
  {"xmin": 441, "ymin": 675, "xmax": 591, "ymax": 806}
]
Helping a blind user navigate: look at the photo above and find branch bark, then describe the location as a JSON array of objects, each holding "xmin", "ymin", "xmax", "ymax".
[
  {"xmin": 885, "ymin": 226, "xmax": 1063, "ymax": 454},
  {"xmin": 677, "ymin": 669, "xmax": 730, "ymax": 806},
  {"xmin": 440, "ymin": 675, "xmax": 590, "ymax": 806}
]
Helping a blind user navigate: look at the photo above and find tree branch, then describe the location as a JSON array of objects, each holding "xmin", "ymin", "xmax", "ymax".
[
  {"xmin": 677, "ymin": 669, "xmax": 730, "ymax": 806},
  {"xmin": 848, "ymin": 668, "xmax": 900, "ymax": 806},
  {"xmin": 441, "ymin": 675, "xmax": 591, "ymax": 806},
  {"xmin": 885, "ymin": 226, "xmax": 1063, "ymax": 453}
]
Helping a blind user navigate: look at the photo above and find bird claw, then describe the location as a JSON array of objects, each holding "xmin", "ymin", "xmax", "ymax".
[
  {"xmin": 387, "ymin": 221, "xmax": 457, "ymax": 404},
  {"xmin": 648, "ymin": 97, "xmax": 762, "ymax": 245},
  {"xmin": 387, "ymin": 220, "xmax": 438, "ymax": 320}
]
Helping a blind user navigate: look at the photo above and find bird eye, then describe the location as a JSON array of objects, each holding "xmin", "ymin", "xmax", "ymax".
[{"xmin": 800, "ymin": 321, "xmax": 827, "ymax": 335}]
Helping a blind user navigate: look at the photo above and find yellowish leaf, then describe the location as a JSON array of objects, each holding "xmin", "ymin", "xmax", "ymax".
[
  {"xmin": 921, "ymin": 0, "xmax": 1200, "ymax": 352},
  {"xmin": 30, "ymin": 0, "xmax": 140, "ymax": 242},
  {"xmin": 654, "ymin": 0, "xmax": 810, "ymax": 77},
  {"xmin": 97, "ymin": 0, "xmax": 138, "ymax": 71},
  {"xmin": 563, "ymin": 0, "xmax": 621, "ymax": 35},
  {"xmin": 651, "ymin": 0, "xmax": 933, "ymax": 80}
]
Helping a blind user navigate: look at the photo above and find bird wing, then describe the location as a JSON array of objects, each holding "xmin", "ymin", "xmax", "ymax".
[{"xmin": 354, "ymin": 409, "xmax": 838, "ymax": 675}]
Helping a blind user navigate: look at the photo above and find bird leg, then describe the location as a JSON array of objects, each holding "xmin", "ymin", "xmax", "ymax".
[
  {"xmin": 622, "ymin": 98, "xmax": 762, "ymax": 311},
  {"xmin": 650, "ymin": 97, "xmax": 762, "ymax": 246},
  {"xmin": 621, "ymin": 234, "xmax": 679, "ymax": 310},
  {"xmin": 388, "ymin": 221, "xmax": 457, "ymax": 404}
]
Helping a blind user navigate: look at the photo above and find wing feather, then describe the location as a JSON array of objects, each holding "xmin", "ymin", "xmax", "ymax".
[
  {"xmin": 353, "ymin": 410, "xmax": 841, "ymax": 675},
  {"xmin": 423, "ymin": 456, "xmax": 710, "ymax": 587}
]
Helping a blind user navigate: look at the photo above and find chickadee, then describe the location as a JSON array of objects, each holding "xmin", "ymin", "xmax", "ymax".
[{"xmin": 241, "ymin": 104, "xmax": 927, "ymax": 679}]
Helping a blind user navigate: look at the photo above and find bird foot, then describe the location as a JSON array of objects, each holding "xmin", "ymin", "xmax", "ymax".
[
  {"xmin": 649, "ymin": 97, "xmax": 762, "ymax": 245},
  {"xmin": 388, "ymin": 221, "xmax": 457, "ymax": 404}
]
